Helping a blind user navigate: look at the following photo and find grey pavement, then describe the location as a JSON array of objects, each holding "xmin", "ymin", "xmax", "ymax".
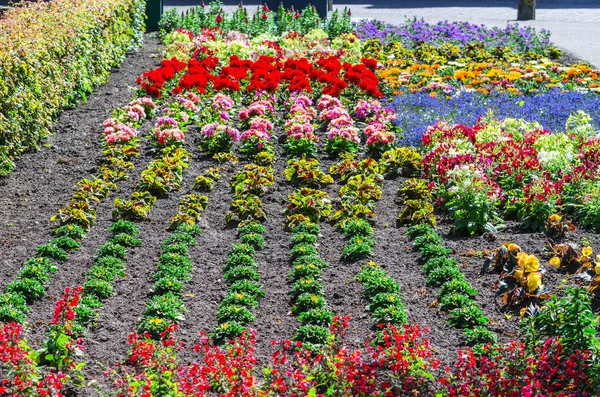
[{"xmin": 164, "ymin": 0, "xmax": 600, "ymax": 68}]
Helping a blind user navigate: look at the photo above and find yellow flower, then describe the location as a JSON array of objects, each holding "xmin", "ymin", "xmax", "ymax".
[
  {"xmin": 549, "ymin": 257, "xmax": 561, "ymax": 267},
  {"xmin": 507, "ymin": 243, "xmax": 521, "ymax": 253},
  {"xmin": 527, "ymin": 272, "xmax": 542, "ymax": 293},
  {"xmin": 582, "ymin": 247, "xmax": 593, "ymax": 257},
  {"xmin": 595, "ymin": 265, "xmax": 600, "ymax": 275},
  {"xmin": 514, "ymin": 267, "xmax": 524, "ymax": 281},
  {"xmin": 549, "ymin": 214, "xmax": 562, "ymax": 222},
  {"xmin": 310, "ymin": 295, "xmax": 319, "ymax": 302},
  {"xmin": 524, "ymin": 254, "xmax": 540, "ymax": 273},
  {"xmin": 149, "ymin": 318, "xmax": 163, "ymax": 325}
]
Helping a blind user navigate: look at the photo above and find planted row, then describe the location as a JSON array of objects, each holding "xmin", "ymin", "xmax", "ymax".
[
  {"xmin": 212, "ymin": 97, "xmax": 276, "ymax": 342},
  {"xmin": 407, "ymin": 224, "xmax": 497, "ymax": 346}
]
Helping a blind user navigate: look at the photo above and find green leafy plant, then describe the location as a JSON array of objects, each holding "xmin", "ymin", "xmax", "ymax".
[
  {"xmin": 283, "ymin": 157, "xmax": 333, "ymax": 187},
  {"xmin": 463, "ymin": 326, "xmax": 497, "ymax": 346},
  {"xmin": 437, "ymin": 279, "xmax": 478, "ymax": 299},
  {"xmin": 342, "ymin": 218, "xmax": 373, "ymax": 237},
  {"xmin": 379, "ymin": 147, "xmax": 423, "ymax": 178},
  {"xmin": 341, "ymin": 235, "xmax": 374, "ymax": 261},
  {"xmin": 113, "ymin": 190, "xmax": 156, "ymax": 220},
  {"xmin": 448, "ymin": 304, "xmax": 489, "ymax": 328},
  {"xmin": 425, "ymin": 265, "xmax": 465, "ymax": 287}
]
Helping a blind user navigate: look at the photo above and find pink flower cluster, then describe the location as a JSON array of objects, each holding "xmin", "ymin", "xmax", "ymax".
[
  {"xmin": 212, "ymin": 93, "xmax": 235, "ymax": 111},
  {"xmin": 201, "ymin": 122, "xmax": 240, "ymax": 141},
  {"xmin": 318, "ymin": 95, "xmax": 360, "ymax": 144},
  {"xmin": 317, "ymin": 94, "xmax": 341, "ymax": 111},
  {"xmin": 240, "ymin": 128, "xmax": 271, "ymax": 145},
  {"xmin": 124, "ymin": 104, "xmax": 146, "ymax": 122},
  {"xmin": 153, "ymin": 116, "xmax": 184, "ymax": 145},
  {"xmin": 103, "ymin": 119, "xmax": 138, "ymax": 144},
  {"xmin": 364, "ymin": 121, "xmax": 396, "ymax": 146},
  {"xmin": 131, "ymin": 96, "xmax": 157, "ymax": 113},
  {"xmin": 238, "ymin": 100, "xmax": 275, "ymax": 120},
  {"xmin": 284, "ymin": 95, "xmax": 317, "ymax": 142},
  {"xmin": 239, "ymin": 99, "xmax": 276, "ymax": 148},
  {"xmin": 354, "ymin": 99, "xmax": 382, "ymax": 119},
  {"xmin": 178, "ymin": 97, "xmax": 199, "ymax": 112}
]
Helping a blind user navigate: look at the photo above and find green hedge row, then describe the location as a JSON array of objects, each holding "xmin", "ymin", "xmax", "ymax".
[{"xmin": 0, "ymin": 0, "xmax": 145, "ymax": 175}]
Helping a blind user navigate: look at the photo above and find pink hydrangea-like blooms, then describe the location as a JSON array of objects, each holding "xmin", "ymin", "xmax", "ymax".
[
  {"xmin": 249, "ymin": 117, "xmax": 274, "ymax": 132},
  {"xmin": 179, "ymin": 97, "xmax": 199, "ymax": 112},
  {"xmin": 131, "ymin": 97, "xmax": 157, "ymax": 109},
  {"xmin": 212, "ymin": 93, "xmax": 235, "ymax": 111},
  {"xmin": 320, "ymin": 106, "xmax": 350, "ymax": 122},
  {"xmin": 288, "ymin": 94, "xmax": 313, "ymax": 108},
  {"xmin": 187, "ymin": 92, "xmax": 201, "ymax": 103},
  {"xmin": 201, "ymin": 122, "xmax": 220, "ymax": 138},
  {"xmin": 364, "ymin": 121, "xmax": 387, "ymax": 138},
  {"xmin": 240, "ymin": 128, "xmax": 271, "ymax": 143},
  {"xmin": 156, "ymin": 116, "xmax": 178, "ymax": 128},
  {"xmin": 154, "ymin": 128, "xmax": 185, "ymax": 145},
  {"xmin": 328, "ymin": 126, "xmax": 360, "ymax": 143},
  {"xmin": 103, "ymin": 118, "xmax": 116, "ymax": 128},
  {"xmin": 330, "ymin": 115, "xmax": 354, "ymax": 129},
  {"xmin": 366, "ymin": 130, "xmax": 396, "ymax": 146},
  {"xmin": 317, "ymin": 95, "xmax": 341, "ymax": 111},
  {"xmin": 354, "ymin": 99, "xmax": 382, "ymax": 119},
  {"xmin": 105, "ymin": 123, "xmax": 138, "ymax": 144}
]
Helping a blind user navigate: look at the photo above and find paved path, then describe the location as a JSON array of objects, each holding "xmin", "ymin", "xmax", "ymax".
[{"xmin": 164, "ymin": 0, "xmax": 600, "ymax": 68}]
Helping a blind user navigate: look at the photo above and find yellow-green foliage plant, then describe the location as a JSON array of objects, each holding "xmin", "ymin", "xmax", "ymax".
[{"xmin": 0, "ymin": 0, "xmax": 145, "ymax": 174}]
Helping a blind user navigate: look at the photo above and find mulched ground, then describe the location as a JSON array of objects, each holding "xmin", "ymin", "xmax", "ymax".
[{"xmin": 1, "ymin": 33, "xmax": 599, "ymax": 396}]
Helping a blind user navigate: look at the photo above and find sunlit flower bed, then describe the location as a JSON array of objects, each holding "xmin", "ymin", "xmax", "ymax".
[{"xmin": 1, "ymin": 3, "xmax": 600, "ymax": 396}]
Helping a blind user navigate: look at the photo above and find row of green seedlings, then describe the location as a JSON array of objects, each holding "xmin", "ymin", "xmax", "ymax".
[
  {"xmin": 33, "ymin": 194, "xmax": 207, "ymax": 378},
  {"xmin": 330, "ymin": 154, "xmax": 381, "ymax": 261},
  {"xmin": 349, "ymin": 148, "xmax": 425, "ymax": 331},
  {"xmin": 356, "ymin": 261, "xmax": 408, "ymax": 329},
  {"xmin": 137, "ymin": 194, "xmax": 208, "ymax": 338},
  {"xmin": 33, "ymin": 94, "xmax": 220, "ymax": 377},
  {"xmin": 282, "ymin": 94, "xmax": 335, "ymax": 349},
  {"xmin": 113, "ymin": 99, "xmax": 196, "ymax": 220},
  {"xmin": 351, "ymin": 148, "xmax": 428, "ymax": 330},
  {"xmin": 211, "ymin": 103, "xmax": 276, "ymax": 342},
  {"xmin": 407, "ymin": 223, "xmax": 497, "ymax": 347},
  {"xmin": 0, "ymin": 98, "xmax": 157, "ymax": 324}
]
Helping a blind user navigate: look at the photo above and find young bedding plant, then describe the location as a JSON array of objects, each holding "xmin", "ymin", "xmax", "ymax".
[{"xmin": 281, "ymin": 94, "xmax": 335, "ymax": 350}]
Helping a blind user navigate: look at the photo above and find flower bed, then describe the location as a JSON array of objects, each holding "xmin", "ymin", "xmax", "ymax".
[{"xmin": 2, "ymin": 2, "xmax": 600, "ymax": 396}]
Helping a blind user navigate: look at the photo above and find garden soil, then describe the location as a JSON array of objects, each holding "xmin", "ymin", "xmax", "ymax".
[{"xmin": 1, "ymin": 34, "xmax": 599, "ymax": 396}]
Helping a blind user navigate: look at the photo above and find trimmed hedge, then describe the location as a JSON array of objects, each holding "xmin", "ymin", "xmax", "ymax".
[{"xmin": 0, "ymin": 0, "xmax": 145, "ymax": 175}]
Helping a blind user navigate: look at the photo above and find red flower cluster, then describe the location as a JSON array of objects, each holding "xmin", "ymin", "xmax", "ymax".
[
  {"xmin": 175, "ymin": 56, "xmax": 219, "ymax": 94},
  {"xmin": 136, "ymin": 58, "xmax": 187, "ymax": 97},
  {"xmin": 52, "ymin": 285, "xmax": 83, "ymax": 329},
  {"xmin": 138, "ymin": 53, "xmax": 383, "ymax": 98},
  {"xmin": 441, "ymin": 338, "xmax": 595, "ymax": 396},
  {"xmin": 0, "ymin": 322, "xmax": 69, "ymax": 396}
]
